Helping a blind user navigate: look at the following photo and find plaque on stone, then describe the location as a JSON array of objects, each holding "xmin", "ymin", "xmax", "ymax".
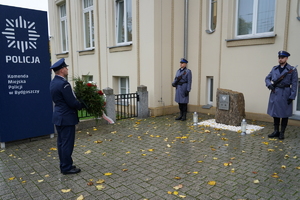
[{"xmin": 219, "ymin": 95, "xmax": 229, "ymax": 110}]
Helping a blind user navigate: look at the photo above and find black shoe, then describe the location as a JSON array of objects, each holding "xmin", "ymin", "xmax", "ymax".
[
  {"xmin": 62, "ymin": 168, "xmax": 81, "ymax": 175},
  {"xmin": 61, "ymin": 165, "xmax": 76, "ymax": 173},
  {"xmin": 268, "ymin": 131, "xmax": 280, "ymax": 138}
]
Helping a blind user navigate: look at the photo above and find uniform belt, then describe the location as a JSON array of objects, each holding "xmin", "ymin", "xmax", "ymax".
[
  {"xmin": 177, "ymin": 82, "xmax": 187, "ymax": 85},
  {"xmin": 276, "ymin": 84, "xmax": 291, "ymax": 88}
]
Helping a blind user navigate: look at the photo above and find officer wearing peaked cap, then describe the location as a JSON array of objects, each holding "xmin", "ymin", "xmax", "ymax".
[
  {"xmin": 265, "ymin": 51, "xmax": 298, "ymax": 140},
  {"xmin": 172, "ymin": 58, "xmax": 192, "ymax": 121},
  {"xmin": 50, "ymin": 58, "xmax": 84, "ymax": 174}
]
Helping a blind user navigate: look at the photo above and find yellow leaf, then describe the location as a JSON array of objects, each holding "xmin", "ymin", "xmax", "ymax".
[
  {"xmin": 30, "ymin": 172, "xmax": 35, "ymax": 174},
  {"xmin": 93, "ymin": 128, "xmax": 97, "ymax": 131},
  {"xmin": 84, "ymin": 150, "xmax": 91, "ymax": 154},
  {"xmin": 262, "ymin": 142, "xmax": 269, "ymax": 145},
  {"xmin": 50, "ymin": 147, "xmax": 57, "ymax": 150},
  {"xmin": 142, "ymin": 154, "xmax": 147, "ymax": 156},
  {"xmin": 179, "ymin": 195, "xmax": 186, "ymax": 198},
  {"xmin": 223, "ymin": 163, "xmax": 229, "ymax": 166},
  {"xmin": 167, "ymin": 144, "xmax": 171, "ymax": 148},
  {"xmin": 38, "ymin": 180, "xmax": 44, "ymax": 183},
  {"xmin": 8, "ymin": 177, "xmax": 15, "ymax": 181},
  {"xmin": 174, "ymin": 177, "xmax": 181, "ymax": 180},
  {"xmin": 268, "ymin": 149, "xmax": 275, "ymax": 152},
  {"xmin": 208, "ymin": 181, "xmax": 216, "ymax": 186},
  {"xmin": 293, "ymin": 156, "xmax": 297, "ymax": 159},
  {"xmin": 230, "ymin": 157, "xmax": 235, "ymax": 160},
  {"xmin": 167, "ymin": 191, "xmax": 172, "ymax": 194},
  {"xmin": 122, "ymin": 169, "xmax": 128, "ymax": 172},
  {"xmin": 193, "ymin": 172, "xmax": 198, "ymax": 174},
  {"xmin": 96, "ymin": 185, "xmax": 105, "ymax": 190},
  {"xmin": 128, "ymin": 135, "xmax": 133, "ymax": 137},
  {"xmin": 271, "ymin": 173, "xmax": 279, "ymax": 178},
  {"xmin": 126, "ymin": 151, "xmax": 131, "ymax": 154},
  {"xmin": 278, "ymin": 179, "xmax": 283, "ymax": 182},
  {"xmin": 96, "ymin": 179, "xmax": 105, "ymax": 184},
  {"xmin": 0, "ymin": 150, "xmax": 5, "ymax": 152},
  {"xmin": 253, "ymin": 179, "xmax": 260, "ymax": 184},
  {"xmin": 231, "ymin": 168, "xmax": 235, "ymax": 173},
  {"xmin": 148, "ymin": 149, "xmax": 154, "ymax": 152},
  {"xmin": 111, "ymin": 131, "xmax": 117, "ymax": 134},
  {"xmin": 173, "ymin": 191, "xmax": 179, "ymax": 195},
  {"xmin": 213, "ymin": 157, "xmax": 218, "ymax": 160},
  {"xmin": 94, "ymin": 140, "xmax": 102, "ymax": 143},
  {"xmin": 77, "ymin": 195, "xmax": 84, "ymax": 200},
  {"xmin": 21, "ymin": 181, "xmax": 26, "ymax": 183},
  {"xmin": 61, "ymin": 189, "xmax": 71, "ymax": 193},
  {"xmin": 197, "ymin": 160, "xmax": 203, "ymax": 163},
  {"xmin": 45, "ymin": 174, "xmax": 50, "ymax": 177},
  {"xmin": 224, "ymin": 144, "xmax": 229, "ymax": 146},
  {"xmin": 104, "ymin": 173, "xmax": 112, "ymax": 176},
  {"xmin": 281, "ymin": 165, "xmax": 286, "ymax": 169},
  {"xmin": 204, "ymin": 130, "xmax": 211, "ymax": 133},
  {"xmin": 296, "ymin": 166, "xmax": 300, "ymax": 169}
]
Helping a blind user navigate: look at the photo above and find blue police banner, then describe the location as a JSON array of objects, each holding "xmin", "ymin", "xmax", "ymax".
[{"xmin": 0, "ymin": 5, "xmax": 54, "ymax": 144}]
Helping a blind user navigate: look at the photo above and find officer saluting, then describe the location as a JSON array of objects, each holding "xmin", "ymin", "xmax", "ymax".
[
  {"xmin": 265, "ymin": 51, "xmax": 298, "ymax": 140},
  {"xmin": 50, "ymin": 58, "xmax": 84, "ymax": 174},
  {"xmin": 172, "ymin": 58, "xmax": 192, "ymax": 121}
]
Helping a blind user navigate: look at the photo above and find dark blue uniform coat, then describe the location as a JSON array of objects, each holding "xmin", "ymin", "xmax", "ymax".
[
  {"xmin": 265, "ymin": 64, "xmax": 298, "ymax": 118},
  {"xmin": 172, "ymin": 67, "xmax": 192, "ymax": 103},
  {"xmin": 50, "ymin": 75, "xmax": 83, "ymax": 172}
]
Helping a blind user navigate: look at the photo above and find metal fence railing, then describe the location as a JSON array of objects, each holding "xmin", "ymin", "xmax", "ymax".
[{"xmin": 115, "ymin": 93, "xmax": 139, "ymax": 120}]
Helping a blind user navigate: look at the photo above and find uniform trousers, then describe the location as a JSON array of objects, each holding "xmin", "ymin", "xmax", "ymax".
[{"xmin": 56, "ymin": 125, "xmax": 75, "ymax": 172}]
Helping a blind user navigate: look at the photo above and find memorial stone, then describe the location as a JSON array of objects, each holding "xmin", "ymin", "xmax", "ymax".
[{"xmin": 215, "ymin": 88, "xmax": 245, "ymax": 126}]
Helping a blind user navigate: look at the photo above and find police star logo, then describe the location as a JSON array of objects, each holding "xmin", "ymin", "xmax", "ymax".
[{"xmin": 2, "ymin": 16, "xmax": 40, "ymax": 53}]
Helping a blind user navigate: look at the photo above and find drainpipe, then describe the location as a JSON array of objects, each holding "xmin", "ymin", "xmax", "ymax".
[{"xmin": 184, "ymin": 0, "xmax": 189, "ymax": 59}]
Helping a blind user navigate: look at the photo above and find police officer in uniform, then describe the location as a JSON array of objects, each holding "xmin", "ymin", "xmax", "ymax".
[
  {"xmin": 265, "ymin": 51, "xmax": 298, "ymax": 140},
  {"xmin": 172, "ymin": 58, "xmax": 192, "ymax": 121},
  {"xmin": 50, "ymin": 58, "xmax": 84, "ymax": 174}
]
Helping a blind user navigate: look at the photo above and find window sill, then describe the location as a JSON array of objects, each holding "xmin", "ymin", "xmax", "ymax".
[
  {"xmin": 108, "ymin": 44, "xmax": 132, "ymax": 53},
  {"xmin": 205, "ymin": 29, "xmax": 215, "ymax": 34},
  {"xmin": 78, "ymin": 48, "xmax": 95, "ymax": 56},
  {"xmin": 55, "ymin": 52, "xmax": 69, "ymax": 58},
  {"xmin": 225, "ymin": 34, "xmax": 277, "ymax": 47},
  {"xmin": 290, "ymin": 114, "xmax": 300, "ymax": 121}
]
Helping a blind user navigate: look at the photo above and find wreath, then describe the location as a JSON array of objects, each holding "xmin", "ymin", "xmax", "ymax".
[{"xmin": 73, "ymin": 77, "xmax": 106, "ymax": 119}]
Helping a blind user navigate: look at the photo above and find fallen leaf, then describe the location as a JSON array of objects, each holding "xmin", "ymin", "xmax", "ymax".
[
  {"xmin": 104, "ymin": 173, "xmax": 112, "ymax": 176},
  {"xmin": 8, "ymin": 177, "xmax": 15, "ymax": 181},
  {"xmin": 193, "ymin": 172, "xmax": 198, "ymax": 174},
  {"xmin": 253, "ymin": 179, "xmax": 260, "ymax": 184},
  {"xmin": 96, "ymin": 179, "xmax": 105, "ymax": 184},
  {"xmin": 268, "ymin": 149, "xmax": 275, "ymax": 152},
  {"xmin": 167, "ymin": 144, "xmax": 172, "ymax": 148},
  {"xmin": 167, "ymin": 191, "xmax": 172, "ymax": 194},
  {"xmin": 38, "ymin": 180, "xmax": 44, "ymax": 183},
  {"xmin": 45, "ymin": 174, "xmax": 50, "ymax": 177},
  {"xmin": 208, "ymin": 181, "xmax": 216, "ymax": 186},
  {"xmin": 77, "ymin": 195, "xmax": 84, "ymax": 200},
  {"xmin": 61, "ymin": 189, "xmax": 71, "ymax": 193},
  {"xmin": 281, "ymin": 165, "xmax": 286, "ymax": 169},
  {"xmin": 84, "ymin": 150, "xmax": 91, "ymax": 154},
  {"xmin": 197, "ymin": 161, "xmax": 203, "ymax": 163},
  {"xmin": 213, "ymin": 157, "xmax": 218, "ymax": 160},
  {"xmin": 142, "ymin": 154, "xmax": 147, "ymax": 156},
  {"xmin": 296, "ymin": 166, "xmax": 300, "ymax": 169},
  {"xmin": 94, "ymin": 140, "xmax": 102, "ymax": 143},
  {"xmin": 252, "ymin": 171, "xmax": 258, "ymax": 174},
  {"xmin": 122, "ymin": 169, "xmax": 128, "ymax": 172},
  {"xmin": 173, "ymin": 191, "xmax": 179, "ymax": 195},
  {"xmin": 87, "ymin": 181, "xmax": 93, "ymax": 186},
  {"xmin": 96, "ymin": 185, "xmax": 105, "ymax": 190},
  {"xmin": 293, "ymin": 156, "xmax": 297, "ymax": 159},
  {"xmin": 50, "ymin": 147, "xmax": 57, "ymax": 150},
  {"xmin": 262, "ymin": 142, "xmax": 269, "ymax": 145},
  {"xmin": 30, "ymin": 172, "xmax": 35, "ymax": 175},
  {"xmin": 204, "ymin": 130, "xmax": 211, "ymax": 133},
  {"xmin": 271, "ymin": 173, "xmax": 279, "ymax": 178},
  {"xmin": 126, "ymin": 151, "xmax": 131, "ymax": 154},
  {"xmin": 148, "ymin": 149, "xmax": 154, "ymax": 152},
  {"xmin": 231, "ymin": 168, "xmax": 235, "ymax": 173},
  {"xmin": 173, "ymin": 184, "xmax": 183, "ymax": 190},
  {"xmin": 174, "ymin": 177, "xmax": 181, "ymax": 180},
  {"xmin": 179, "ymin": 195, "xmax": 186, "ymax": 198}
]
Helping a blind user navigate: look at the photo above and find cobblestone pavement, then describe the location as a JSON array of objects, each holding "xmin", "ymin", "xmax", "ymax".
[{"xmin": 1, "ymin": 113, "xmax": 300, "ymax": 200}]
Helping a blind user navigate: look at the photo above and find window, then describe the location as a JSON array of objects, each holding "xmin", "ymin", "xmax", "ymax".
[
  {"xmin": 83, "ymin": 0, "xmax": 94, "ymax": 49},
  {"xmin": 297, "ymin": 0, "xmax": 300, "ymax": 20},
  {"xmin": 116, "ymin": 0, "xmax": 132, "ymax": 45},
  {"xmin": 59, "ymin": 3, "xmax": 68, "ymax": 52},
  {"xmin": 119, "ymin": 77, "xmax": 129, "ymax": 94},
  {"xmin": 236, "ymin": 0, "xmax": 275, "ymax": 38},
  {"xmin": 82, "ymin": 75, "xmax": 93, "ymax": 83},
  {"xmin": 207, "ymin": 0, "xmax": 217, "ymax": 33},
  {"xmin": 207, "ymin": 77, "xmax": 213, "ymax": 105}
]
